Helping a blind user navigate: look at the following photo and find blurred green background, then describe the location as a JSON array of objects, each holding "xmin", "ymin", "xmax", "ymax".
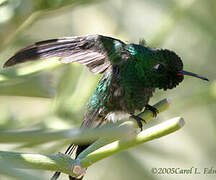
[{"xmin": 0, "ymin": 0, "xmax": 216, "ymax": 179}]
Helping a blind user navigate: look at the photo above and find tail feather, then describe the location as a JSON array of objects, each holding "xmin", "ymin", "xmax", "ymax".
[{"xmin": 69, "ymin": 176, "xmax": 82, "ymax": 180}]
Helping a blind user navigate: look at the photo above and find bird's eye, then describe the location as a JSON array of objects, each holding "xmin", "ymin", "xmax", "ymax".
[{"xmin": 153, "ymin": 64, "xmax": 164, "ymax": 71}]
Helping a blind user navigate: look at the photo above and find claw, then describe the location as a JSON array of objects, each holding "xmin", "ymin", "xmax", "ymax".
[
  {"xmin": 145, "ymin": 105, "xmax": 159, "ymax": 118},
  {"xmin": 130, "ymin": 114, "xmax": 146, "ymax": 131}
]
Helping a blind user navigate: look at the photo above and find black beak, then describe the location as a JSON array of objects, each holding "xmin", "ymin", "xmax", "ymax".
[{"xmin": 177, "ymin": 70, "xmax": 209, "ymax": 81}]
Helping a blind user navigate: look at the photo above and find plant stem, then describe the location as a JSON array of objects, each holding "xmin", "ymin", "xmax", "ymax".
[
  {"xmin": 0, "ymin": 124, "xmax": 130, "ymax": 144},
  {"xmin": 0, "ymin": 117, "xmax": 184, "ymax": 177},
  {"xmin": 0, "ymin": 99, "xmax": 184, "ymax": 178},
  {"xmin": 0, "ymin": 151, "xmax": 75, "ymax": 176},
  {"xmin": 80, "ymin": 117, "xmax": 184, "ymax": 168}
]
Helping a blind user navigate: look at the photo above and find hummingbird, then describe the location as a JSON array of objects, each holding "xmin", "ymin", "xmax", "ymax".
[{"xmin": 3, "ymin": 34, "xmax": 208, "ymax": 180}]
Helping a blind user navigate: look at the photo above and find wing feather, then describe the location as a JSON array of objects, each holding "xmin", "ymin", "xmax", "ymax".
[{"xmin": 4, "ymin": 34, "xmax": 127, "ymax": 74}]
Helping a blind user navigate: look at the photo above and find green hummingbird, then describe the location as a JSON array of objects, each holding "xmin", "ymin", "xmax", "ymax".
[{"xmin": 3, "ymin": 34, "xmax": 208, "ymax": 180}]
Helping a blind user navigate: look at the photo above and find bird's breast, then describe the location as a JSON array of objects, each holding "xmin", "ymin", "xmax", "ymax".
[{"xmin": 87, "ymin": 67, "xmax": 155, "ymax": 122}]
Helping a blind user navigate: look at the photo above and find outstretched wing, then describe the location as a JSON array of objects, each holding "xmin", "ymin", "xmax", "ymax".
[{"xmin": 3, "ymin": 34, "xmax": 126, "ymax": 74}]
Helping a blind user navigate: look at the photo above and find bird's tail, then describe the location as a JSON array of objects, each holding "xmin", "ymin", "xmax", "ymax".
[
  {"xmin": 51, "ymin": 105, "xmax": 103, "ymax": 180},
  {"xmin": 68, "ymin": 175, "xmax": 83, "ymax": 180}
]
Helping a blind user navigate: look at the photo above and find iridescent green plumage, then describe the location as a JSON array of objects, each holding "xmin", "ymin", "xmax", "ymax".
[{"xmin": 3, "ymin": 34, "xmax": 208, "ymax": 180}]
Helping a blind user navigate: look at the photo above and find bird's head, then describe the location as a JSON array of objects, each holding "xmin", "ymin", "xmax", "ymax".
[{"xmin": 136, "ymin": 48, "xmax": 208, "ymax": 90}]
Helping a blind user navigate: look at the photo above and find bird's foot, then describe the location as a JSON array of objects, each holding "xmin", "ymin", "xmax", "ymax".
[
  {"xmin": 145, "ymin": 104, "xmax": 159, "ymax": 118},
  {"xmin": 130, "ymin": 114, "xmax": 146, "ymax": 131}
]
